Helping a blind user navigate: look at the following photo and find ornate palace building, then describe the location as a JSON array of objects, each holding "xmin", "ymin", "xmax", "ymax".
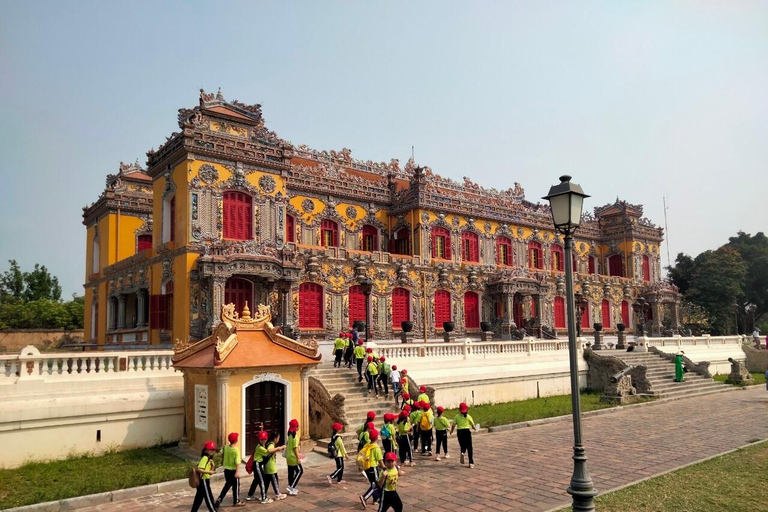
[{"xmin": 82, "ymin": 89, "xmax": 680, "ymax": 347}]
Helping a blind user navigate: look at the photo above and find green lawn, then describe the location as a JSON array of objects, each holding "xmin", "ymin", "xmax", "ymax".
[
  {"xmin": 442, "ymin": 390, "xmax": 625, "ymax": 427},
  {"xmin": 0, "ymin": 446, "xmax": 191, "ymax": 509},
  {"xmin": 714, "ymin": 371, "xmax": 766, "ymax": 387},
  {"xmin": 570, "ymin": 441, "xmax": 768, "ymax": 512}
]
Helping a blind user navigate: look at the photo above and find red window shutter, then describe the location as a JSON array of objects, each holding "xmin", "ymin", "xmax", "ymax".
[
  {"xmin": 609, "ymin": 255, "xmax": 623, "ymax": 277},
  {"xmin": 392, "ymin": 288, "xmax": 410, "ymax": 328},
  {"xmin": 434, "ymin": 290, "xmax": 451, "ymax": 327},
  {"xmin": 431, "ymin": 231, "xmax": 437, "ymax": 258},
  {"xmin": 554, "ymin": 297, "xmax": 566, "ymax": 329},
  {"xmin": 137, "ymin": 234, "xmax": 152, "ymax": 252},
  {"xmin": 514, "ymin": 300, "xmax": 524, "ymax": 327},
  {"xmin": 588, "ymin": 256, "xmax": 596, "ymax": 274},
  {"xmin": 286, "ymin": 215, "xmax": 295, "ymax": 243},
  {"xmin": 602, "ymin": 300, "xmax": 611, "ymax": 328},
  {"xmin": 581, "ymin": 303, "xmax": 590, "ymax": 328},
  {"xmin": 464, "ymin": 292, "xmax": 479, "ymax": 329},
  {"xmin": 299, "ymin": 283, "xmax": 323, "ymax": 328},
  {"xmin": 348, "ymin": 286, "xmax": 366, "ymax": 328},
  {"xmin": 642, "ymin": 256, "xmax": 650, "ymax": 281},
  {"xmin": 528, "ymin": 242, "xmax": 542, "ymax": 269},
  {"xmin": 445, "ymin": 232, "xmax": 451, "ymax": 259},
  {"xmin": 149, "ymin": 294, "xmax": 160, "ymax": 329},
  {"xmin": 621, "ymin": 301, "xmax": 630, "ymax": 326}
]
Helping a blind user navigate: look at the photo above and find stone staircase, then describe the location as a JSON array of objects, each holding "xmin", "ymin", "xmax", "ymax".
[
  {"xmin": 618, "ymin": 351, "xmax": 733, "ymax": 399},
  {"xmin": 309, "ymin": 365, "xmax": 402, "ymax": 456}
]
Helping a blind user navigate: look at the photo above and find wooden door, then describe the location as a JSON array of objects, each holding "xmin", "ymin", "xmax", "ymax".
[{"xmin": 244, "ymin": 381, "xmax": 285, "ymax": 455}]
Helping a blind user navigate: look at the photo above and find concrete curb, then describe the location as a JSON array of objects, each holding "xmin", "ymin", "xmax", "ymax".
[
  {"xmin": 543, "ymin": 436, "xmax": 768, "ymax": 512},
  {"xmin": 4, "ymin": 473, "xmax": 225, "ymax": 512}
]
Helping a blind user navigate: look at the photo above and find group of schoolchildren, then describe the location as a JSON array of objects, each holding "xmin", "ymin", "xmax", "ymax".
[
  {"xmin": 335, "ymin": 328, "xmax": 409, "ymax": 401},
  {"xmin": 191, "ymin": 419, "xmax": 306, "ymax": 511}
]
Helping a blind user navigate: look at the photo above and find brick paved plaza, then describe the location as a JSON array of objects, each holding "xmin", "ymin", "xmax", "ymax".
[{"xmin": 77, "ymin": 387, "xmax": 767, "ymax": 512}]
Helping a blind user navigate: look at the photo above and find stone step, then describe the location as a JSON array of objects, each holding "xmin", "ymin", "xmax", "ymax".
[
  {"xmin": 649, "ymin": 380, "xmax": 718, "ymax": 393},
  {"xmin": 647, "ymin": 384, "xmax": 735, "ymax": 400}
]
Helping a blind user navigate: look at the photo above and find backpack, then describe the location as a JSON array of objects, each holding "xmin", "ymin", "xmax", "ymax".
[
  {"xmin": 356, "ymin": 444, "xmax": 375, "ymax": 471},
  {"xmin": 381, "ymin": 362, "xmax": 391, "ymax": 375},
  {"xmin": 327, "ymin": 435, "xmax": 339, "ymax": 458},
  {"xmin": 420, "ymin": 412, "xmax": 432, "ymax": 430},
  {"xmin": 188, "ymin": 465, "xmax": 200, "ymax": 488}
]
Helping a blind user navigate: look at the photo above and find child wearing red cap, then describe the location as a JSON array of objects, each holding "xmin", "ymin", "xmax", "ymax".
[
  {"xmin": 247, "ymin": 431, "xmax": 270, "ymax": 503},
  {"xmin": 264, "ymin": 431, "xmax": 288, "ymax": 500},
  {"xmin": 190, "ymin": 441, "xmax": 217, "ymax": 512},
  {"xmin": 450, "ymin": 402, "xmax": 476, "ymax": 468},
  {"xmin": 327, "ymin": 422, "xmax": 348, "ymax": 484},
  {"xmin": 390, "ymin": 365, "xmax": 401, "ymax": 403},
  {"xmin": 344, "ymin": 333, "xmax": 355, "ymax": 368},
  {"xmin": 376, "ymin": 452, "xmax": 403, "ymax": 512},
  {"xmin": 366, "ymin": 355, "xmax": 379, "ymax": 397},
  {"xmin": 400, "ymin": 392, "xmax": 413, "ymax": 411},
  {"xmin": 409, "ymin": 401, "xmax": 423, "ymax": 454},
  {"xmin": 433, "ymin": 406, "xmax": 450, "ymax": 461},
  {"xmin": 354, "ymin": 340, "xmax": 366, "ymax": 381},
  {"xmin": 357, "ymin": 412, "xmax": 376, "ymax": 451},
  {"xmin": 333, "ymin": 333, "xmax": 346, "ymax": 368},
  {"xmin": 381, "ymin": 413, "xmax": 397, "ymax": 456},
  {"xmin": 419, "ymin": 401, "xmax": 434, "ymax": 457},
  {"xmin": 395, "ymin": 410, "xmax": 413, "ymax": 466},
  {"xmin": 216, "ymin": 433, "xmax": 245, "ymax": 508},
  {"xmin": 285, "ymin": 419, "xmax": 303, "ymax": 496},
  {"xmin": 359, "ymin": 429, "xmax": 384, "ymax": 509},
  {"xmin": 417, "ymin": 385, "xmax": 430, "ymax": 404},
  {"xmin": 378, "ymin": 356, "xmax": 391, "ymax": 396}
]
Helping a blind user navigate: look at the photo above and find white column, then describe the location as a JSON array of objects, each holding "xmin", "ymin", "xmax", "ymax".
[
  {"xmin": 216, "ymin": 370, "xmax": 232, "ymax": 447},
  {"xmin": 300, "ymin": 367, "xmax": 310, "ymax": 441}
]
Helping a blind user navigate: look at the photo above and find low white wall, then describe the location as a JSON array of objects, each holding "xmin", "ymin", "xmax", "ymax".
[
  {"xmin": 643, "ymin": 335, "xmax": 746, "ymax": 375},
  {"xmin": 0, "ymin": 347, "xmax": 183, "ymax": 468}
]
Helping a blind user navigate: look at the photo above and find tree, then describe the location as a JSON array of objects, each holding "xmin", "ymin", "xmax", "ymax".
[
  {"xmin": 726, "ymin": 231, "xmax": 768, "ymax": 325},
  {"xmin": 22, "ymin": 264, "xmax": 62, "ymax": 302},
  {"xmin": 667, "ymin": 253, "xmax": 695, "ymax": 295},
  {"xmin": 0, "ymin": 260, "xmax": 24, "ymax": 302},
  {"xmin": 686, "ymin": 247, "xmax": 747, "ymax": 335}
]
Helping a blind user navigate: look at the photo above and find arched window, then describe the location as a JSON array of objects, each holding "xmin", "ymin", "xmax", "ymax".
[
  {"xmin": 551, "ymin": 245, "xmax": 564, "ymax": 271},
  {"xmin": 528, "ymin": 241, "xmax": 543, "ymax": 270},
  {"xmin": 225, "ymin": 278, "xmax": 253, "ymax": 317},
  {"xmin": 91, "ymin": 301, "xmax": 98, "ymax": 341},
  {"xmin": 137, "ymin": 234, "xmax": 152, "ymax": 253},
  {"xmin": 581, "ymin": 302, "xmax": 590, "ymax": 329},
  {"xmin": 299, "ymin": 283, "xmax": 323, "ymax": 328},
  {"xmin": 286, "ymin": 214, "xmax": 295, "ymax": 243},
  {"xmin": 434, "ymin": 290, "xmax": 451, "ymax": 327},
  {"xmin": 362, "ymin": 225, "xmax": 378, "ymax": 252},
  {"xmin": 621, "ymin": 300, "xmax": 630, "ymax": 326},
  {"xmin": 162, "ymin": 195, "xmax": 175, "ymax": 243},
  {"xmin": 223, "ymin": 191, "xmax": 252, "ymax": 240},
  {"xmin": 432, "ymin": 227, "xmax": 451, "ymax": 259},
  {"xmin": 92, "ymin": 233, "xmax": 100, "ymax": 273},
  {"xmin": 461, "ymin": 231, "xmax": 479, "ymax": 262},
  {"xmin": 588, "ymin": 256, "xmax": 596, "ymax": 275},
  {"xmin": 496, "ymin": 236, "xmax": 512, "ymax": 266},
  {"xmin": 601, "ymin": 299, "xmax": 611, "ymax": 328},
  {"xmin": 321, "ymin": 219, "xmax": 339, "ymax": 247},
  {"xmin": 464, "ymin": 291, "xmax": 480, "ymax": 329},
  {"xmin": 554, "ymin": 296, "xmax": 566, "ymax": 329},
  {"xmin": 391, "ymin": 227, "xmax": 410, "ymax": 255},
  {"xmin": 392, "ymin": 288, "xmax": 410, "ymax": 328},
  {"xmin": 348, "ymin": 285, "xmax": 366, "ymax": 328},
  {"xmin": 514, "ymin": 300, "xmax": 524, "ymax": 327},
  {"xmin": 642, "ymin": 255, "xmax": 651, "ymax": 282},
  {"xmin": 608, "ymin": 255, "xmax": 624, "ymax": 277}
]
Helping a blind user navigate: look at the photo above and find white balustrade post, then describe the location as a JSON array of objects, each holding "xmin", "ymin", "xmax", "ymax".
[
  {"xmin": 527, "ymin": 337, "xmax": 533, "ymax": 356},
  {"xmin": 17, "ymin": 345, "xmax": 42, "ymax": 381},
  {"xmin": 704, "ymin": 334, "xmax": 711, "ymax": 348}
]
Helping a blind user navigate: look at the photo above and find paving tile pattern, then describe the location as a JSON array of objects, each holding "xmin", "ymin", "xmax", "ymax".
[{"xmin": 77, "ymin": 387, "xmax": 768, "ymax": 512}]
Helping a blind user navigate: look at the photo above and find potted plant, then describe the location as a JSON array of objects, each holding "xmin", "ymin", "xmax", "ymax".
[
  {"xmin": 593, "ymin": 322, "xmax": 603, "ymax": 332},
  {"xmin": 617, "ymin": 323, "xmax": 626, "ymax": 332},
  {"xmin": 443, "ymin": 321, "xmax": 455, "ymax": 332},
  {"xmin": 480, "ymin": 321, "xmax": 492, "ymax": 332},
  {"xmin": 401, "ymin": 321, "xmax": 413, "ymax": 333}
]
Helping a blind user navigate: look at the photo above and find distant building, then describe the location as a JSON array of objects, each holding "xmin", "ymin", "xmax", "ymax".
[{"xmin": 82, "ymin": 89, "xmax": 680, "ymax": 347}]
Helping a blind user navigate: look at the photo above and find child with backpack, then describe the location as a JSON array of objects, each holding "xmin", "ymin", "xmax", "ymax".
[
  {"xmin": 417, "ymin": 385, "xmax": 430, "ymax": 404},
  {"xmin": 366, "ymin": 356, "xmax": 380, "ymax": 397},
  {"xmin": 450, "ymin": 402, "xmax": 476, "ymax": 469},
  {"xmin": 215, "ymin": 433, "xmax": 245, "ymax": 508},
  {"xmin": 378, "ymin": 356, "xmax": 391, "ymax": 396},
  {"xmin": 345, "ymin": 333, "xmax": 355, "ymax": 368},
  {"xmin": 358, "ymin": 421, "xmax": 374, "ymax": 451},
  {"xmin": 333, "ymin": 333, "xmax": 346, "ymax": 368},
  {"xmin": 409, "ymin": 401, "xmax": 423, "ymax": 454},
  {"xmin": 246, "ymin": 431, "xmax": 271, "ymax": 503},
  {"xmin": 377, "ymin": 452, "xmax": 403, "ymax": 512},
  {"xmin": 419, "ymin": 401, "xmax": 434, "ymax": 457},
  {"xmin": 381, "ymin": 413, "xmax": 396, "ymax": 455},
  {"xmin": 434, "ymin": 406, "xmax": 450, "ymax": 461},
  {"xmin": 400, "ymin": 392, "xmax": 413, "ymax": 411},
  {"xmin": 327, "ymin": 422, "xmax": 348, "ymax": 484},
  {"xmin": 358, "ymin": 429, "xmax": 384, "ymax": 509},
  {"xmin": 189, "ymin": 441, "xmax": 217, "ymax": 512},
  {"xmin": 356, "ymin": 411, "xmax": 376, "ymax": 450},
  {"xmin": 354, "ymin": 340, "xmax": 366, "ymax": 381},
  {"xmin": 285, "ymin": 419, "xmax": 304, "ymax": 496},
  {"xmin": 395, "ymin": 410, "xmax": 414, "ymax": 466}
]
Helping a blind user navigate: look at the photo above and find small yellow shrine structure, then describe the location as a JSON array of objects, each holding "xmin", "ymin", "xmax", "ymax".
[{"xmin": 172, "ymin": 303, "xmax": 321, "ymax": 454}]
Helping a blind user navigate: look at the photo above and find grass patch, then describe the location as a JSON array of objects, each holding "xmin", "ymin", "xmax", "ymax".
[
  {"xmin": 570, "ymin": 440, "xmax": 768, "ymax": 512},
  {"xmin": 713, "ymin": 371, "xmax": 766, "ymax": 387},
  {"xmin": 442, "ymin": 390, "xmax": 632, "ymax": 427},
  {"xmin": 0, "ymin": 445, "xmax": 191, "ymax": 509}
]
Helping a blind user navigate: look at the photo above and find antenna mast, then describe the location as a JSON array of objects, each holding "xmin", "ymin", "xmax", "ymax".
[{"xmin": 663, "ymin": 195, "xmax": 672, "ymax": 269}]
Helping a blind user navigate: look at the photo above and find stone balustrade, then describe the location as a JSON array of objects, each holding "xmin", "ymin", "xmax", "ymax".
[
  {"xmin": 369, "ymin": 338, "xmax": 571, "ymax": 361},
  {"xmin": 0, "ymin": 345, "xmax": 176, "ymax": 381},
  {"xmin": 640, "ymin": 334, "xmax": 745, "ymax": 349}
]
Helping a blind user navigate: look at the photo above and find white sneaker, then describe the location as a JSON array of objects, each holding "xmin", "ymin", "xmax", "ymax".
[
  {"xmin": 469, "ymin": 463, "xmax": 474, "ymax": 469},
  {"xmin": 435, "ymin": 455, "xmax": 441, "ymax": 461},
  {"xmin": 246, "ymin": 495, "xmax": 258, "ymax": 502},
  {"xmin": 287, "ymin": 487, "xmax": 298, "ymax": 496},
  {"xmin": 276, "ymin": 493, "xmax": 287, "ymax": 500},
  {"xmin": 327, "ymin": 475, "xmax": 333, "ymax": 485},
  {"xmin": 260, "ymin": 497, "xmax": 273, "ymax": 504},
  {"xmin": 444, "ymin": 454, "xmax": 451, "ymax": 459}
]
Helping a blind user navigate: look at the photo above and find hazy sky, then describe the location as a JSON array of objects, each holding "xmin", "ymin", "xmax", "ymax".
[{"xmin": 1, "ymin": 1, "xmax": 766, "ymax": 297}]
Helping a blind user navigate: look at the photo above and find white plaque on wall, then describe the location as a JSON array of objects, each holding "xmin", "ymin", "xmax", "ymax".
[{"xmin": 195, "ymin": 384, "xmax": 208, "ymax": 431}]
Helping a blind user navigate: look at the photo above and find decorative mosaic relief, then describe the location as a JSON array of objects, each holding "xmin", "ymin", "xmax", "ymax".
[
  {"xmin": 198, "ymin": 164, "xmax": 219, "ymax": 184},
  {"xmin": 346, "ymin": 205, "xmax": 358, "ymax": 219},
  {"xmin": 301, "ymin": 199, "xmax": 315, "ymax": 213},
  {"xmin": 258, "ymin": 174, "xmax": 277, "ymax": 194}
]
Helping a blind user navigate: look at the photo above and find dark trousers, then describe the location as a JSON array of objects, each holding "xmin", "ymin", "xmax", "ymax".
[
  {"xmin": 397, "ymin": 434, "xmax": 413, "ymax": 463},
  {"xmin": 248, "ymin": 463, "xmax": 266, "ymax": 500},
  {"xmin": 288, "ymin": 464, "xmax": 303, "ymax": 489},
  {"xmin": 362, "ymin": 467, "xmax": 380, "ymax": 501},
  {"xmin": 382, "ymin": 438, "xmax": 394, "ymax": 455},
  {"xmin": 267, "ymin": 473, "xmax": 281, "ymax": 495},
  {"xmin": 435, "ymin": 429, "xmax": 448, "ymax": 455},
  {"xmin": 457, "ymin": 429, "xmax": 474, "ymax": 464},
  {"xmin": 379, "ymin": 374, "xmax": 389, "ymax": 394},
  {"xmin": 368, "ymin": 374, "xmax": 378, "ymax": 394},
  {"xmin": 420, "ymin": 428, "xmax": 433, "ymax": 453},
  {"xmin": 356, "ymin": 359, "xmax": 364, "ymax": 381},
  {"xmin": 190, "ymin": 478, "xmax": 216, "ymax": 512},
  {"xmin": 412, "ymin": 426, "xmax": 420, "ymax": 451},
  {"xmin": 344, "ymin": 349, "xmax": 354, "ymax": 366},
  {"xmin": 329, "ymin": 457, "xmax": 344, "ymax": 482},
  {"xmin": 379, "ymin": 490, "xmax": 403, "ymax": 512},
  {"xmin": 334, "ymin": 349, "xmax": 343, "ymax": 367},
  {"xmin": 217, "ymin": 468, "xmax": 239, "ymax": 505}
]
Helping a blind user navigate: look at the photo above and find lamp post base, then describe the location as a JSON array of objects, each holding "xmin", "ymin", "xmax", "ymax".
[{"xmin": 567, "ymin": 444, "xmax": 598, "ymax": 511}]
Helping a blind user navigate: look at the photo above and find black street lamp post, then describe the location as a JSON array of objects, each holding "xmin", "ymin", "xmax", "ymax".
[
  {"xmin": 543, "ymin": 175, "xmax": 597, "ymax": 511},
  {"xmin": 360, "ymin": 278, "xmax": 373, "ymax": 342}
]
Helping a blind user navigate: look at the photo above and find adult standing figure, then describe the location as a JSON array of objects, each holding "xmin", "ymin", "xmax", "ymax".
[
  {"xmin": 674, "ymin": 350, "xmax": 685, "ymax": 383},
  {"xmin": 190, "ymin": 441, "xmax": 217, "ymax": 512},
  {"xmin": 753, "ymin": 328, "xmax": 761, "ymax": 349}
]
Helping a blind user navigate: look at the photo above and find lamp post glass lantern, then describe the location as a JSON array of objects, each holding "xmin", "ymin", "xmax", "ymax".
[
  {"xmin": 360, "ymin": 278, "xmax": 373, "ymax": 342},
  {"xmin": 543, "ymin": 175, "xmax": 597, "ymax": 511}
]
